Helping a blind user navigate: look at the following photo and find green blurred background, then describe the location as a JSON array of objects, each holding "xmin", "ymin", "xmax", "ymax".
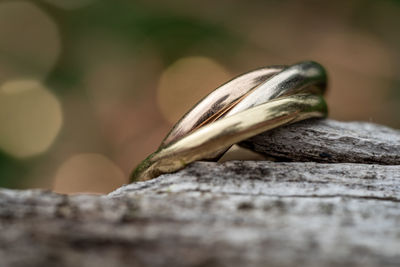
[{"xmin": 0, "ymin": 0, "xmax": 399, "ymax": 193}]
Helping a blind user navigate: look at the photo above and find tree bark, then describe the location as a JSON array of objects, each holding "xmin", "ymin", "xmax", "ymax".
[{"xmin": 0, "ymin": 119, "xmax": 399, "ymax": 267}]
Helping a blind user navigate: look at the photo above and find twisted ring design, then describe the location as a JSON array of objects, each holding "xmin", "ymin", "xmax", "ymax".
[{"xmin": 131, "ymin": 61, "xmax": 328, "ymax": 181}]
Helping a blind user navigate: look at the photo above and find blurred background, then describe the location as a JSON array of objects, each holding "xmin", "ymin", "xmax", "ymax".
[{"xmin": 0, "ymin": 0, "xmax": 399, "ymax": 194}]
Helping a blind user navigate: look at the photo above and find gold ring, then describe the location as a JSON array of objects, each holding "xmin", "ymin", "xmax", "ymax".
[{"xmin": 131, "ymin": 61, "xmax": 328, "ymax": 181}]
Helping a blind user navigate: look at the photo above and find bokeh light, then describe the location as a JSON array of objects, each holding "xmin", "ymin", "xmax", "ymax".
[
  {"xmin": 0, "ymin": 0, "xmax": 399, "ymax": 193},
  {"xmin": 53, "ymin": 153, "xmax": 126, "ymax": 194},
  {"xmin": 0, "ymin": 80, "xmax": 63, "ymax": 158},
  {"xmin": 157, "ymin": 56, "xmax": 231, "ymax": 124},
  {"xmin": 0, "ymin": 1, "xmax": 60, "ymax": 84}
]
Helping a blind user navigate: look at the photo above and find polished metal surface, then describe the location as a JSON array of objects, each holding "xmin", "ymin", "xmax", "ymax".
[
  {"xmin": 161, "ymin": 66, "xmax": 285, "ymax": 147},
  {"xmin": 226, "ymin": 61, "xmax": 326, "ymax": 116},
  {"xmin": 131, "ymin": 61, "xmax": 328, "ymax": 181}
]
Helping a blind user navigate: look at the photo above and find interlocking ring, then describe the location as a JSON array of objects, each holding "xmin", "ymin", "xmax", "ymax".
[{"xmin": 131, "ymin": 61, "xmax": 328, "ymax": 181}]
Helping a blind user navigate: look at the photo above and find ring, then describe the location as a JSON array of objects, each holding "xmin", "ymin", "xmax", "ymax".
[{"xmin": 131, "ymin": 61, "xmax": 328, "ymax": 181}]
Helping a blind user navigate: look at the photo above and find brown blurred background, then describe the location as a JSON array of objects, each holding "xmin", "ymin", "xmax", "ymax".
[{"xmin": 0, "ymin": 0, "xmax": 399, "ymax": 194}]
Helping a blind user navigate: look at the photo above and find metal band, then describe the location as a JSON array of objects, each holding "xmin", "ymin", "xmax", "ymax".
[
  {"xmin": 131, "ymin": 61, "xmax": 328, "ymax": 181},
  {"xmin": 161, "ymin": 66, "xmax": 285, "ymax": 147}
]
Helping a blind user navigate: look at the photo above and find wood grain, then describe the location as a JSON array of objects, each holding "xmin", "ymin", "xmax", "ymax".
[{"xmin": 1, "ymin": 119, "xmax": 399, "ymax": 267}]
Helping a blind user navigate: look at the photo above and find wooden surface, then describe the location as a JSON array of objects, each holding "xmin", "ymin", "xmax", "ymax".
[
  {"xmin": 0, "ymin": 119, "xmax": 399, "ymax": 267},
  {"xmin": 240, "ymin": 118, "xmax": 400, "ymax": 165}
]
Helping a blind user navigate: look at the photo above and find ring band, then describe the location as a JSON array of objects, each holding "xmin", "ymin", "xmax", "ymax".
[{"xmin": 131, "ymin": 61, "xmax": 328, "ymax": 181}]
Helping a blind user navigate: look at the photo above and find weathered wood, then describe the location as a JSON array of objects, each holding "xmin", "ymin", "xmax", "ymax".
[
  {"xmin": 0, "ymin": 119, "xmax": 399, "ymax": 267},
  {"xmin": 240, "ymin": 118, "xmax": 400, "ymax": 164}
]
